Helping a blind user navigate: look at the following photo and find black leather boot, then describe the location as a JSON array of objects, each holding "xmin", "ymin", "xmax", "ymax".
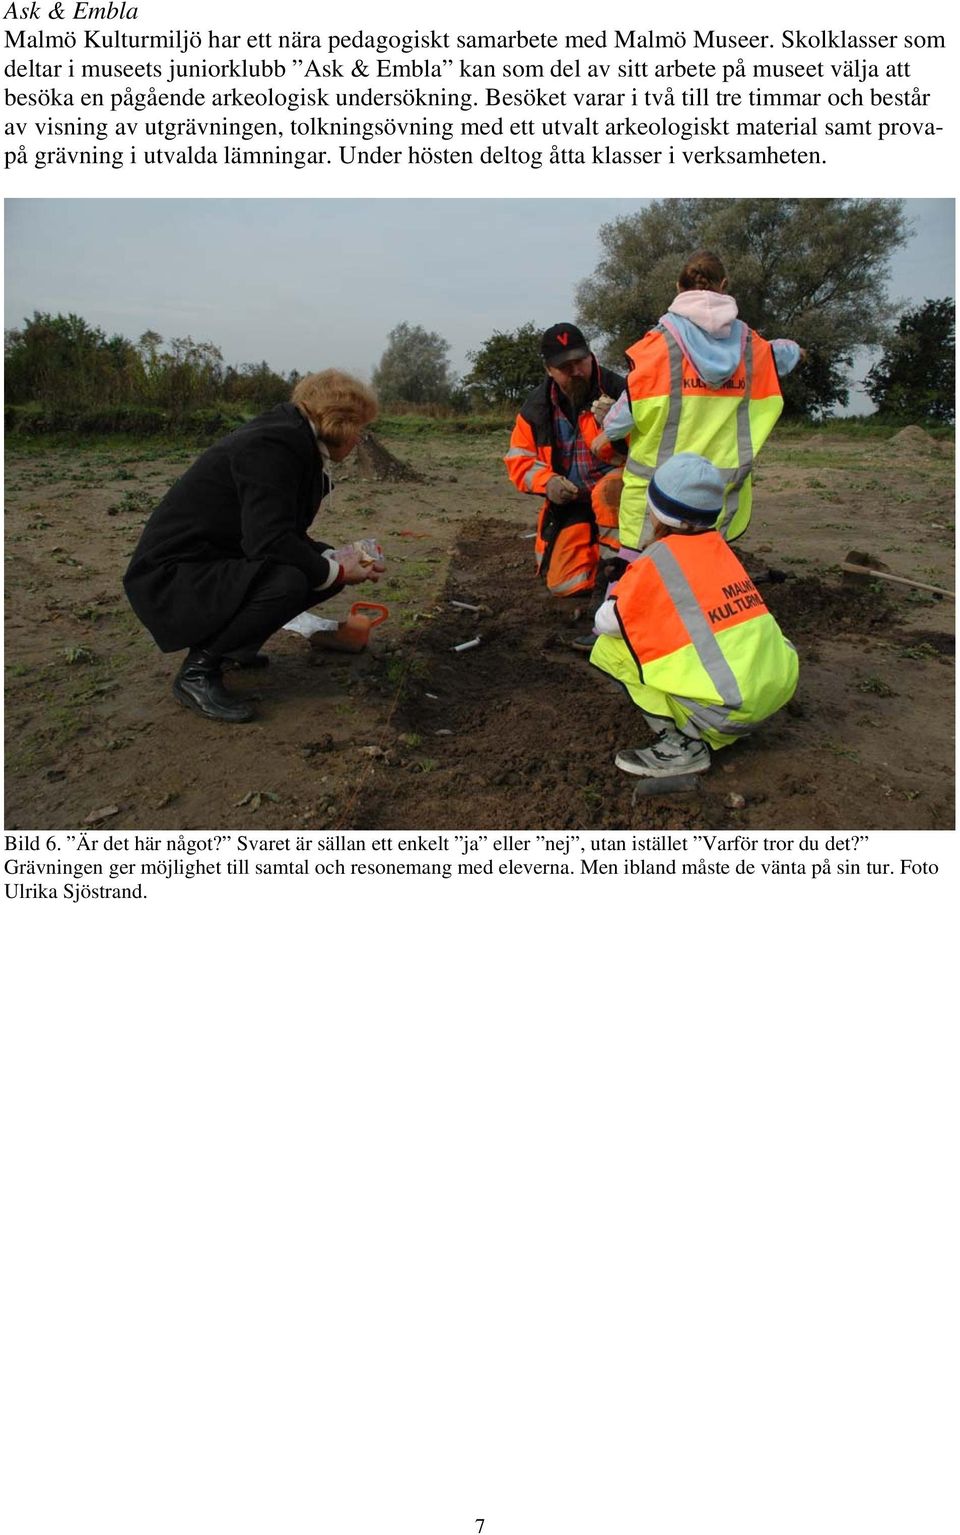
[
  {"xmin": 223, "ymin": 649, "xmax": 270, "ymax": 670},
  {"xmin": 173, "ymin": 649, "xmax": 256, "ymax": 723}
]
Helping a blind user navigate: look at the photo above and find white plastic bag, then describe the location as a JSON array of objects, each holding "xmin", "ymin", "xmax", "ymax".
[{"xmin": 282, "ymin": 611, "xmax": 339, "ymax": 638}]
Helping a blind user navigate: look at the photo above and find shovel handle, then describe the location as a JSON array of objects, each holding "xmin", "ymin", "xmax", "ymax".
[
  {"xmin": 841, "ymin": 563, "xmax": 954, "ymax": 599},
  {"xmin": 348, "ymin": 601, "xmax": 389, "ymax": 628}
]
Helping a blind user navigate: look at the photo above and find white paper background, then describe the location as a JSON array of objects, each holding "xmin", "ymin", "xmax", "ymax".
[{"xmin": 2, "ymin": 3, "xmax": 957, "ymax": 1531}]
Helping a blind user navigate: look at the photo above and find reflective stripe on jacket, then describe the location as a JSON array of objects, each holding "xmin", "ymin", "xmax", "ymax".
[
  {"xmin": 593, "ymin": 532, "xmax": 798, "ymax": 738},
  {"xmin": 619, "ymin": 326, "xmax": 784, "ymax": 550},
  {"xmin": 505, "ymin": 362, "xmax": 626, "ymax": 590},
  {"xmin": 505, "ymin": 362, "xmax": 626, "ymax": 498}
]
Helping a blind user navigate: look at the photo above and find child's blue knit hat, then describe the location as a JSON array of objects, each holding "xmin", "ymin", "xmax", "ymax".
[{"xmin": 647, "ymin": 453, "xmax": 727, "ymax": 530}]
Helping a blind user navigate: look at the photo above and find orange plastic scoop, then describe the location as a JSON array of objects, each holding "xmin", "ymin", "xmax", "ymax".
[{"xmin": 310, "ymin": 601, "xmax": 389, "ymax": 653}]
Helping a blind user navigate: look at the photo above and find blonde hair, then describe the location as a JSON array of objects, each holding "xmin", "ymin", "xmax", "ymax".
[
  {"xmin": 677, "ymin": 250, "xmax": 727, "ymax": 292},
  {"xmin": 291, "ymin": 370, "xmax": 378, "ymax": 447}
]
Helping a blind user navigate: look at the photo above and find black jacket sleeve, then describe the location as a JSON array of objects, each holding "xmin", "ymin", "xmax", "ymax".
[{"xmin": 231, "ymin": 437, "xmax": 337, "ymax": 588}]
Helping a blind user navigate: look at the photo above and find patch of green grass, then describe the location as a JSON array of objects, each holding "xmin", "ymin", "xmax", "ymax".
[
  {"xmin": 64, "ymin": 645, "xmax": 95, "ymax": 665},
  {"xmin": 857, "ymin": 676, "xmax": 897, "ymax": 697},
  {"xmin": 383, "ymin": 654, "xmax": 428, "ymax": 693},
  {"xmin": 107, "ymin": 488, "xmax": 154, "ymax": 518}
]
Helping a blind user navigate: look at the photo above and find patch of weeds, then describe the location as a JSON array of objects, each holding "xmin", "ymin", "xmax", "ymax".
[
  {"xmin": 408, "ymin": 756, "xmax": 439, "ymax": 774},
  {"xmin": 398, "ymin": 558, "xmax": 439, "ymax": 580},
  {"xmin": 115, "ymin": 467, "xmax": 136, "ymax": 480},
  {"xmin": 903, "ymin": 789, "xmax": 922, "ymax": 802},
  {"xmin": 824, "ymin": 742, "xmax": 860, "ymax": 761},
  {"xmin": 106, "ymin": 488, "xmax": 154, "ymax": 518},
  {"xmin": 857, "ymin": 676, "xmax": 897, "ymax": 697},
  {"xmin": 384, "ymin": 653, "xmax": 427, "ymax": 692},
  {"xmin": 64, "ymin": 645, "xmax": 95, "ymax": 665},
  {"xmin": 398, "ymin": 731, "xmax": 422, "ymax": 747},
  {"xmin": 899, "ymin": 642, "xmax": 939, "ymax": 661},
  {"xmin": 73, "ymin": 679, "xmax": 119, "ymax": 702}
]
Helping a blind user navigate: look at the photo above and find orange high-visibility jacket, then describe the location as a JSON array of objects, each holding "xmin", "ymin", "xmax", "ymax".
[
  {"xmin": 599, "ymin": 530, "xmax": 798, "ymax": 740},
  {"xmin": 505, "ymin": 362, "xmax": 626, "ymax": 592},
  {"xmin": 618, "ymin": 325, "xmax": 785, "ymax": 549}
]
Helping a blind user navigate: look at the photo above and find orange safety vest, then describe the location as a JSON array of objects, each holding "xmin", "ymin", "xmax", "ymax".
[
  {"xmin": 618, "ymin": 325, "xmax": 784, "ymax": 550},
  {"xmin": 505, "ymin": 366, "xmax": 625, "ymax": 597},
  {"xmin": 599, "ymin": 531, "xmax": 798, "ymax": 740}
]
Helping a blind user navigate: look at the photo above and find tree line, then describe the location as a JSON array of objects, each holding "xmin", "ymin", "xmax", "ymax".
[
  {"xmin": 4, "ymin": 312, "xmax": 295, "ymax": 421},
  {"xmin": 380, "ymin": 200, "xmax": 953, "ymax": 424},
  {"xmin": 5, "ymin": 199, "xmax": 954, "ymax": 428}
]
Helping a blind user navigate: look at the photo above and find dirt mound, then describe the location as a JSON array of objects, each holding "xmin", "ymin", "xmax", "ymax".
[
  {"xmin": 887, "ymin": 425, "xmax": 943, "ymax": 455},
  {"xmin": 354, "ymin": 432, "xmax": 423, "ymax": 482},
  {"xmin": 762, "ymin": 573, "xmax": 895, "ymax": 637}
]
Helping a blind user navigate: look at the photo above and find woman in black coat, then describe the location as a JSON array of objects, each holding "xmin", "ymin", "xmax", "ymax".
[{"xmin": 124, "ymin": 371, "xmax": 383, "ymax": 723}]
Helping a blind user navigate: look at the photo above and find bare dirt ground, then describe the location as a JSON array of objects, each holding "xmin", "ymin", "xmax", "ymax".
[{"xmin": 4, "ymin": 425, "xmax": 954, "ymax": 831}]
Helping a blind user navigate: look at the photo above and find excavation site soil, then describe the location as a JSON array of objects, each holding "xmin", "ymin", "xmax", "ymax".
[{"xmin": 5, "ymin": 425, "xmax": 955, "ymax": 832}]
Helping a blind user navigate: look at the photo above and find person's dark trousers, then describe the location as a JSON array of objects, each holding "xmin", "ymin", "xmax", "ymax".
[
  {"xmin": 174, "ymin": 564, "xmax": 330, "ymax": 723},
  {"xmin": 202, "ymin": 564, "xmax": 320, "ymax": 659}
]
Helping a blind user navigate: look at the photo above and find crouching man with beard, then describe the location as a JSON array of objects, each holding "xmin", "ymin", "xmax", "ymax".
[
  {"xmin": 504, "ymin": 324, "xmax": 626, "ymax": 638},
  {"xmin": 123, "ymin": 370, "xmax": 385, "ymax": 724}
]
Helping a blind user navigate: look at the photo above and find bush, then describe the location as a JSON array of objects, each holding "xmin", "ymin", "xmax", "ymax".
[{"xmin": 5, "ymin": 403, "xmax": 247, "ymax": 437}]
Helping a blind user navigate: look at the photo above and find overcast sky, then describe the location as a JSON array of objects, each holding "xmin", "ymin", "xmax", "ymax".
[{"xmin": 4, "ymin": 198, "xmax": 954, "ymax": 410}]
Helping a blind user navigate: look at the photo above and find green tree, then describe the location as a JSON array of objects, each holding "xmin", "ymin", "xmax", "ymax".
[
  {"xmin": 147, "ymin": 335, "xmax": 224, "ymax": 415},
  {"xmin": 864, "ymin": 298, "xmax": 955, "ymax": 424},
  {"xmin": 462, "ymin": 322, "xmax": 543, "ymax": 406},
  {"xmin": 372, "ymin": 321, "xmax": 454, "ymax": 405},
  {"xmin": 222, "ymin": 360, "xmax": 291, "ymax": 412},
  {"xmin": 575, "ymin": 199, "xmax": 910, "ymax": 420},
  {"xmin": 4, "ymin": 311, "xmax": 135, "ymax": 404}
]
